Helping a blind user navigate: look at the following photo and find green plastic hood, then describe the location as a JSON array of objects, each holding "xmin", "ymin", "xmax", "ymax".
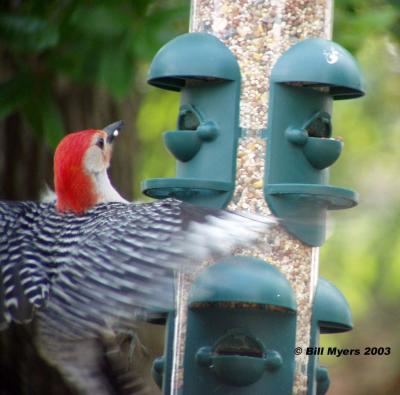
[
  {"xmin": 148, "ymin": 33, "xmax": 240, "ymax": 91},
  {"xmin": 189, "ymin": 256, "xmax": 296, "ymax": 311},
  {"xmin": 313, "ymin": 277, "xmax": 353, "ymax": 333},
  {"xmin": 271, "ymin": 38, "xmax": 365, "ymax": 99}
]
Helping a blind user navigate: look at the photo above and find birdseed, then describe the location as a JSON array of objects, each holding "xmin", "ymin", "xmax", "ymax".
[{"xmin": 171, "ymin": 1, "xmax": 332, "ymax": 394}]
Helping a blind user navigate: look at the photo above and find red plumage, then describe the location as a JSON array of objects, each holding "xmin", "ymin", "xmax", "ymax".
[{"xmin": 54, "ymin": 130, "xmax": 98, "ymax": 214}]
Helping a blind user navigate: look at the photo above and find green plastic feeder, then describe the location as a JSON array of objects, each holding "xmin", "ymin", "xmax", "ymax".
[
  {"xmin": 313, "ymin": 277, "xmax": 353, "ymax": 333},
  {"xmin": 307, "ymin": 277, "xmax": 353, "ymax": 395},
  {"xmin": 195, "ymin": 340, "xmax": 283, "ymax": 387},
  {"xmin": 147, "ymin": 33, "xmax": 240, "ymax": 89},
  {"xmin": 151, "ymin": 356, "xmax": 164, "ymax": 389},
  {"xmin": 182, "ymin": 256, "xmax": 297, "ymax": 394},
  {"xmin": 264, "ymin": 38, "xmax": 365, "ymax": 246},
  {"xmin": 303, "ymin": 136, "xmax": 343, "ymax": 170},
  {"xmin": 271, "ymin": 39, "xmax": 364, "ymax": 99},
  {"xmin": 316, "ymin": 366, "xmax": 330, "ymax": 395},
  {"xmin": 188, "ymin": 256, "xmax": 296, "ymax": 310},
  {"xmin": 142, "ymin": 33, "xmax": 241, "ymax": 208},
  {"xmin": 164, "ymin": 130, "xmax": 202, "ymax": 162}
]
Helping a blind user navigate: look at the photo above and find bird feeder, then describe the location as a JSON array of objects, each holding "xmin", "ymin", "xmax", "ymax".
[
  {"xmin": 184, "ymin": 256, "xmax": 296, "ymax": 394},
  {"xmin": 264, "ymin": 38, "xmax": 364, "ymax": 246},
  {"xmin": 143, "ymin": 1, "xmax": 363, "ymax": 394},
  {"xmin": 152, "ymin": 257, "xmax": 297, "ymax": 394},
  {"xmin": 307, "ymin": 277, "xmax": 353, "ymax": 395},
  {"xmin": 142, "ymin": 32, "xmax": 241, "ymax": 208}
]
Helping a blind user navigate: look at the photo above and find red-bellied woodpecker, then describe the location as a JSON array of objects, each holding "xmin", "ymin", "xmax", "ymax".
[{"xmin": 0, "ymin": 121, "xmax": 275, "ymax": 394}]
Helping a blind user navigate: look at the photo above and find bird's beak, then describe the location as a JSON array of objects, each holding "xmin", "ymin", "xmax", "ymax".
[{"xmin": 103, "ymin": 120, "xmax": 124, "ymax": 144}]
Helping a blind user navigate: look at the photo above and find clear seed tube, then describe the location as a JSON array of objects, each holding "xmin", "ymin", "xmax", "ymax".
[{"xmin": 171, "ymin": 1, "xmax": 333, "ymax": 394}]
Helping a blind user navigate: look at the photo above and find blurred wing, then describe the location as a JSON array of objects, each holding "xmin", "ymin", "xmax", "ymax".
[
  {"xmin": 43, "ymin": 198, "xmax": 274, "ymax": 337},
  {"xmin": 36, "ymin": 331, "xmax": 149, "ymax": 395}
]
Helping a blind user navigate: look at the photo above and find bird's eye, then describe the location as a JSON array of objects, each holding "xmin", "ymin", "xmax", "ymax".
[{"xmin": 96, "ymin": 138, "xmax": 105, "ymax": 150}]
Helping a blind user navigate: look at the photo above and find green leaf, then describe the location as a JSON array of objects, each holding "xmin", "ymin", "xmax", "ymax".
[
  {"xmin": 133, "ymin": 3, "xmax": 189, "ymax": 60},
  {"xmin": 0, "ymin": 13, "xmax": 59, "ymax": 53},
  {"xmin": 40, "ymin": 96, "xmax": 64, "ymax": 148},
  {"xmin": 22, "ymin": 89, "xmax": 64, "ymax": 149},
  {"xmin": 334, "ymin": 2, "xmax": 397, "ymax": 51},
  {"xmin": 68, "ymin": 5, "xmax": 132, "ymax": 38},
  {"xmin": 97, "ymin": 42, "xmax": 135, "ymax": 99}
]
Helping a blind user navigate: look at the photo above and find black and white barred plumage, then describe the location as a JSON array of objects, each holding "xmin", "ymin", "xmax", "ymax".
[
  {"xmin": 0, "ymin": 198, "xmax": 272, "ymax": 333},
  {"xmin": 0, "ymin": 197, "xmax": 273, "ymax": 394}
]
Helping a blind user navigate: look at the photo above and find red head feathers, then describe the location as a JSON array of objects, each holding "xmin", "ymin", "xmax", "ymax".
[{"xmin": 54, "ymin": 122, "xmax": 126, "ymax": 214}]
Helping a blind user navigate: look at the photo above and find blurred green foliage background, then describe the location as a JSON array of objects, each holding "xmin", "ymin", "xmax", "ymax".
[
  {"xmin": 320, "ymin": 2, "xmax": 400, "ymax": 393},
  {"xmin": 0, "ymin": 0, "xmax": 399, "ymax": 394}
]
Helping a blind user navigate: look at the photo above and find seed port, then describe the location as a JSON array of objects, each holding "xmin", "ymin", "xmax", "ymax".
[
  {"xmin": 304, "ymin": 111, "xmax": 332, "ymax": 138},
  {"xmin": 178, "ymin": 104, "xmax": 203, "ymax": 131},
  {"xmin": 214, "ymin": 333, "xmax": 264, "ymax": 358},
  {"xmin": 180, "ymin": 111, "xmax": 199, "ymax": 130}
]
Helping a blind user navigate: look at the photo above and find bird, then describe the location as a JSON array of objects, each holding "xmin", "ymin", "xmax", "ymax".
[{"xmin": 0, "ymin": 121, "xmax": 276, "ymax": 394}]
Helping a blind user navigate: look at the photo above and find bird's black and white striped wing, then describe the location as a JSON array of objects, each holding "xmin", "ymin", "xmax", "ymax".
[
  {"xmin": 0, "ymin": 198, "xmax": 274, "ymax": 335},
  {"xmin": 0, "ymin": 201, "xmax": 48, "ymax": 329},
  {"xmin": 42, "ymin": 198, "xmax": 273, "ymax": 338}
]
